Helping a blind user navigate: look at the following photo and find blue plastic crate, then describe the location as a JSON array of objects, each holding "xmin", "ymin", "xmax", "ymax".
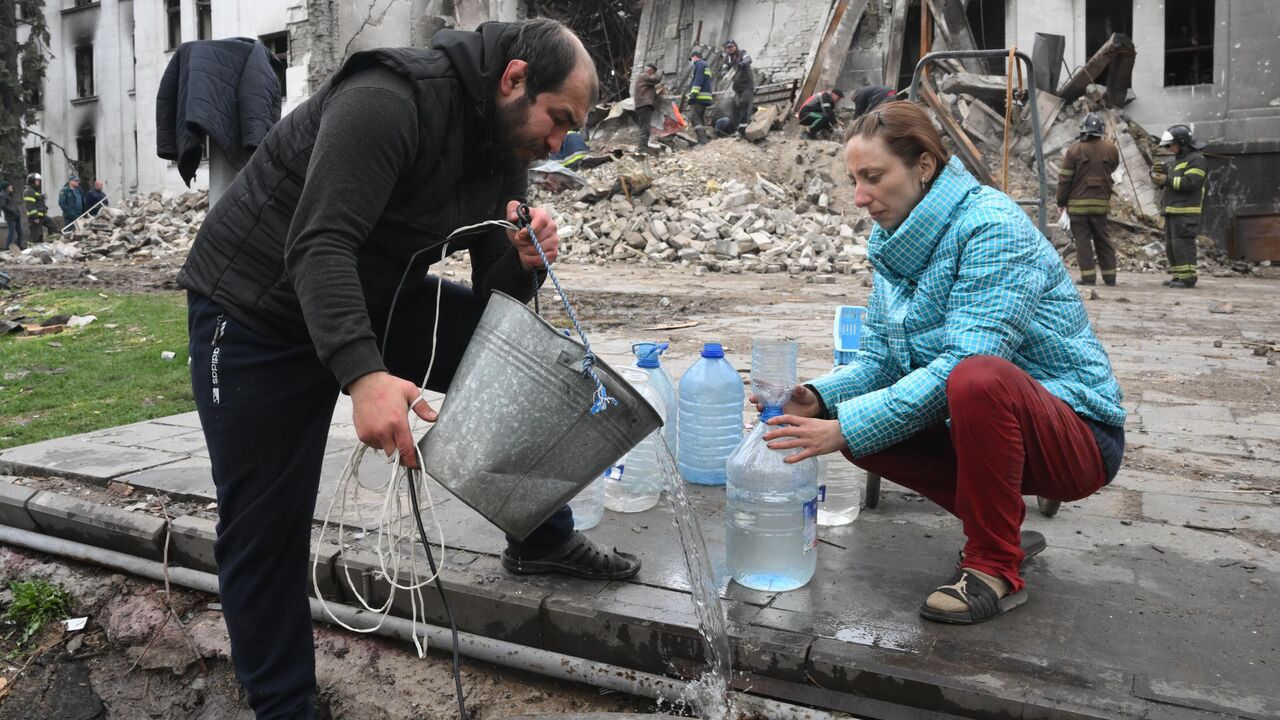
[{"xmin": 833, "ymin": 305, "xmax": 867, "ymax": 367}]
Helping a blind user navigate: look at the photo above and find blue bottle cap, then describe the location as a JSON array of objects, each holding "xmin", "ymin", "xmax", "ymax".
[
  {"xmin": 632, "ymin": 342, "xmax": 668, "ymax": 369},
  {"xmin": 760, "ymin": 406, "xmax": 784, "ymax": 421},
  {"xmin": 701, "ymin": 342, "xmax": 724, "ymax": 358}
]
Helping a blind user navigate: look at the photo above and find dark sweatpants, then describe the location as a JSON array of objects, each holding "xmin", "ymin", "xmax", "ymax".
[{"xmin": 187, "ymin": 280, "xmax": 573, "ymax": 720}]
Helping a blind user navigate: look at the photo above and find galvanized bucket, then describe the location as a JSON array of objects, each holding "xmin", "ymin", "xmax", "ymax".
[{"xmin": 417, "ymin": 292, "xmax": 662, "ymax": 541}]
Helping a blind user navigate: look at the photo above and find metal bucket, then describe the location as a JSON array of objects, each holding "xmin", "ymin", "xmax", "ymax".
[{"xmin": 417, "ymin": 292, "xmax": 662, "ymax": 541}]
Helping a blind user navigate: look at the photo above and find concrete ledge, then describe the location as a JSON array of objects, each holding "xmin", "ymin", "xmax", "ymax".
[
  {"xmin": 26, "ymin": 491, "xmax": 167, "ymax": 561},
  {"xmin": 167, "ymin": 515, "xmax": 218, "ymax": 573},
  {"xmin": 542, "ymin": 585, "xmax": 734, "ymax": 679},
  {"xmin": 0, "ymin": 477, "xmax": 39, "ymax": 531}
]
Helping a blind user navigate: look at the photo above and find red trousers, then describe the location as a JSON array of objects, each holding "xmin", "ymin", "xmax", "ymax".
[{"xmin": 845, "ymin": 356, "xmax": 1106, "ymax": 591}]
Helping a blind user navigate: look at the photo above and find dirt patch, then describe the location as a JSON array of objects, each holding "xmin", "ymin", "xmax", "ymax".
[
  {"xmin": 0, "ymin": 548, "xmax": 659, "ymax": 719},
  {"xmin": 1, "ymin": 258, "xmax": 185, "ymax": 294}
]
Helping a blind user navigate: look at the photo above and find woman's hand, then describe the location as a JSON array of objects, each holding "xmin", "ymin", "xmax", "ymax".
[
  {"xmin": 762, "ymin": 416, "xmax": 846, "ymax": 463},
  {"xmin": 748, "ymin": 383, "xmax": 823, "ymax": 419}
]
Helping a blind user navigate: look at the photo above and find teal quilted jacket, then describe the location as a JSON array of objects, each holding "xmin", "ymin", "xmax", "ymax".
[{"xmin": 810, "ymin": 157, "xmax": 1125, "ymax": 457}]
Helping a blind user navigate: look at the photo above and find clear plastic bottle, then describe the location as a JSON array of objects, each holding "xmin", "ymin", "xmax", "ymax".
[
  {"xmin": 677, "ymin": 343, "xmax": 744, "ymax": 486},
  {"xmin": 816, "ymin": 454, "xmax": 864, "ymax": 526},
  {"xmin": 569, "ymin": 474, "xmax": 605, "ymax": 530},
  {"xmin": 633, "ymin": 342, "xmax": 679, "ymax": 456},
  {"xmin": 725, "ymin": 406, "xmax": 819, "ymax": 592},
  {"xmin": 604, "ymin": 368, "xmax": 665, "ymax": 512}
]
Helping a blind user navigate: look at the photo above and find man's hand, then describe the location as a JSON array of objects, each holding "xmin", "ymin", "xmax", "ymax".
[
  {"xmin": 762, "ymin": 416, "xmax": 846, "ymax": 464},
  {"xmin": 748, "ymin": 383, "xmax": 823, "ymax": 419},
  {"xmin": 505, "ymin": 202, "xmax": 559, "ymax": 270},
  {"xmin": 349, "ymin": 371, "xmax": 436, "ymax": 469}
]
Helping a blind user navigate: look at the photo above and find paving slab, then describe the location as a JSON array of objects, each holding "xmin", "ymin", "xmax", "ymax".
[{"xmin": 0, "ymin": 437, "xmax": 186, "ymax": 484}]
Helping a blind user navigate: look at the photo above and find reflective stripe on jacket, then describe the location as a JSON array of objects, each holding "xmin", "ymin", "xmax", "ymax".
[
  {"xmin": 1156, "ymin": 149, "xmax": 1207, "ymax": 215},
  {"xmin": 687, "ymin": 59, "xmax": 713, "ymax": 104}
]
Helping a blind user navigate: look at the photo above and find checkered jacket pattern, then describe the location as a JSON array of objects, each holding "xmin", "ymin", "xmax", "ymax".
[{"xmin": 809, "ymin": 157, "xmax": 1126, "ymax": 457}]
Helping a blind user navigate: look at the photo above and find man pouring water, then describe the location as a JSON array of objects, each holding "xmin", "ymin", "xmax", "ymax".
[{"xmin": 178, "ymin": 19, "xmax": 640, "ymax": 719}]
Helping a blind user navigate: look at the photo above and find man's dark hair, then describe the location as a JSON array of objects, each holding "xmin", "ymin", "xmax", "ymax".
[
  {"xmin": 507, "ymin": 18, "xmax": 594, "ymax": 101},
  {"xmin": 644, "ymin": 62, "xmax": 658, "ymax": 71}
]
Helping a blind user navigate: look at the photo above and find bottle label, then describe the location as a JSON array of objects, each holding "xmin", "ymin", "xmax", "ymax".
[
  {"xmin": 605, "ymin": 464, "xmax": 624, "ymax": 480},
  {"xmin": 802, "ymin": 496, "xmax": 818, "ymax": 552},
  {"xmin": 818, "ymin": 484, "xmax": 827, "ymax": 502}
]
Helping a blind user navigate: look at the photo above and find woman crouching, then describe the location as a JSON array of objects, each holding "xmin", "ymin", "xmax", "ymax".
[{"xmin": 763, "ymin": 101, "xmax": 1125, "ymax": 624}]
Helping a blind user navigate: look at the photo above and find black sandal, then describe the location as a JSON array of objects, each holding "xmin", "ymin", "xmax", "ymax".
[
  {"xmin": 502, "ymin": 532, "xmax": 641, "ymax": 580},
  {"xmin": 956, "ymin": 530, "xmax": 1046, "ymax": 568},
  {"xmin": 920, "ymin": 568, "xmax": 1028, "ymax": 624}
]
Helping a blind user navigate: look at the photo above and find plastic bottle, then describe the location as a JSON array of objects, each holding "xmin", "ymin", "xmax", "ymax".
[
  {"xmin": 677, "ymin": 343, "xmax": 744, "ymax": 486},
  {"xmin": 725, "ymin": 406, "xmax": 820, "ymax": 592},
  {"xmin": 816, "ymin": 454, "xmax": 864, "ymax": 526},
  {"xmin": 568, "ymin": 475, "xmax": 605, "ymax": 530},
  {"xmin": 604, "ymin": 368, "xmax": 665, "ymax": 513},
  {"xmin": 632, "ymin": 342, "xmax": 679, "ymax": 456}
]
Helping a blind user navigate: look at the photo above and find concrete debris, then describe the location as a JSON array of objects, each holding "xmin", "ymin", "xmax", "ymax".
[
  {"xmin": 8, "ymin": 191, "xmax": 208, "ymax": 266},
  {"xmin": 529, "ymin": 137, "xmax": 873, "ymax": 278}
]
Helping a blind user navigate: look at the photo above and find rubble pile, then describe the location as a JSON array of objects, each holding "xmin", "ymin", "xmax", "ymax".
[
  {"xmin": 530, "ymin": 136, "xmax": 875, "ymax": 278},
  {"xmin": 11, "ymin": 192, "xmax": 207, "ymax": 266}
]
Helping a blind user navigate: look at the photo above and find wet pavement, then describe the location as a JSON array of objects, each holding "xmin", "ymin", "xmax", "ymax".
[{"xmin": 2, "ymin": 266, "xmax": 1278, "ymax": 719}]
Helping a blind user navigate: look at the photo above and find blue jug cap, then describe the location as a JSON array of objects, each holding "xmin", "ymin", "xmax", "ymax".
[
  {"xmin": 632, "ymin": 342, "xmax": 668, "ymax": 368},
  {"xmin": 701, "ymin": 342, "xmax": 724, "ymax": 358},
  {"xmin": 760, "ymin": 405, "xmax": 784, "ymax": 421}
]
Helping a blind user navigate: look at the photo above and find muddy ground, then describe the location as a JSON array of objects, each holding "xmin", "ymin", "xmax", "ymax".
[{"xmin": 0, "ymin": 546, "xmax": 656, "ymax": 720}]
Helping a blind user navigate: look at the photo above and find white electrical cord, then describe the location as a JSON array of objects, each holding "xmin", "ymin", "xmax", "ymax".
[{"xmin": 312, "ymin": 218, "xmax": 524, "ymax": 658}]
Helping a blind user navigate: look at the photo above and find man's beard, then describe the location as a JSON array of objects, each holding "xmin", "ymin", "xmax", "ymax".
[{"xmin": 490, "ymin": 94, "xmax": 544, "ymax": 174}]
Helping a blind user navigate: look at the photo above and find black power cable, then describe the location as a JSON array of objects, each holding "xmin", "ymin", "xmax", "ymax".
[{"xmin": 407, "ymin": 469, "xmax": 468, "ymax": 720}]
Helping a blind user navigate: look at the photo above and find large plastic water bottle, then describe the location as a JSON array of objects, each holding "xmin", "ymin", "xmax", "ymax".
[
  {"xmin": 568, "ymin": 475, "xmax": 605, "ymax": 530},
  {"xmin": 726, "ymin": 339, "xmax": 818, "ymax": 591},
  {"xmin": 817, "ymin": 454, "xmax": 864, "ymax": 526},
  {"xmin": 677, "ymin": 343, "xmax": 744, "ymax": 486},
  {"xmin": 633, "ymin": 342, "xmax": 678, "ymax": 456},
  {"xmin": 605, "ymin": 368, "xmax": 665, "ymax": 512},
  {"xmin": 725, "ymin": 407, "xmax": 820, "ymax": 592}
]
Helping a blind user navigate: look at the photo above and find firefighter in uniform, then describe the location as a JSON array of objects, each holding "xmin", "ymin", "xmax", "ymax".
[
  {"xmin": 1057, "ymin": 113, "xmax": 1120, "ymax": 285},
  {"xmin": 1150, "ymin": 124, "xmax": 1207, "ymax": 289},
  {"xmin": 685, "ymin": 48, "xmax": 714, "ymax": 144},
  {"xmin": 23, "ymin": 173, "xmax": 56, "ymax": 244}
]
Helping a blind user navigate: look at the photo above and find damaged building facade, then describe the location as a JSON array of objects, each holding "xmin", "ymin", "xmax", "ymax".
[{"xmin": 18, "ymin": 0, "xmax": 1279, "ymax": 255}]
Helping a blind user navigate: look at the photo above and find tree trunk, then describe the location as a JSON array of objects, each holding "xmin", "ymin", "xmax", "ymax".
[{"xmin": 0, "ymin": 0, "xmax": 26, "ymax": 182}]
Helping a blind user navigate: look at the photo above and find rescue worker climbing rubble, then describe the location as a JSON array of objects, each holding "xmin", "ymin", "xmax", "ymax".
[
  {"xmin": 721, "ymin": 39, "xmax": 755, "ymax": 138},
  {"xmin": 1150, "ymin": 124, "xmax": 1208, "ymax": 289},
  {"xmin": 686, "ymin": 48, "xmax": 714, "ymax": 144},
  {"xmin": 178, "ymin": 19, "xmax": 640, "ymax": 719}
]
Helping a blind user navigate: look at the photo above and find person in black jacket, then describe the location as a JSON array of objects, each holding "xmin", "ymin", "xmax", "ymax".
[
  {"xmin": 798, "ymin": 88, "xmax": 844, "ymax": 139},
  {"xmin": 852, "ymin": 85, "xmax": 897, "ymax": 119},
  {"xmin": 178, "ymin": 19, "xmax": 638, "ymax": 719},
  {"xmin": 1, "ymin": 181, "xmax": 24, "ymax": 251}
]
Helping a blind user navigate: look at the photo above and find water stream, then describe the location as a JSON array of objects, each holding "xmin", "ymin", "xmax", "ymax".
[{"xmin": 656, "ymin": 440, "xmax": 738, "ymax": 720}]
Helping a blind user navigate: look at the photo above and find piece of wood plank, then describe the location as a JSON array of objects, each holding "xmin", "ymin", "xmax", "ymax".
[
  {"xmin": 1058, "ymin": 32, "xmax": 1136, "ymax": 103},
  {"xmin": 924, "ymin": 0, "xmax": 984, "ymax": 73},
  {"xmin": 883, "ymin": 0, "xmax": 910, "ymax": 87},
  {"xmin": 797, "ymin": 0, "xmax": 853, "ymax": 113},
  {"xmin": 920, "ymin": 80, "xmax": 995, "ymax": 187}
]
